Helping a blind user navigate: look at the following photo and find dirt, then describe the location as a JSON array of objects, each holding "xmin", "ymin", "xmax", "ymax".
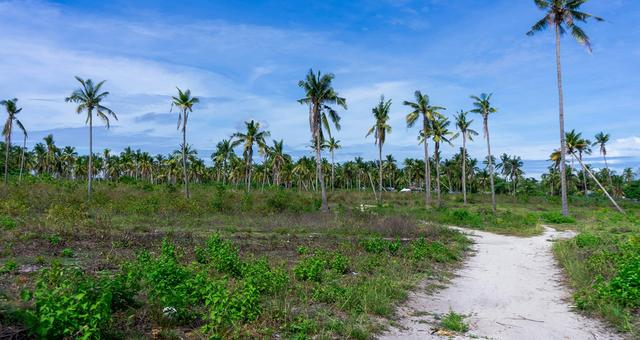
[{"xmin": 381, "ymin": 227, "xmax": 623, "ymax": 340}]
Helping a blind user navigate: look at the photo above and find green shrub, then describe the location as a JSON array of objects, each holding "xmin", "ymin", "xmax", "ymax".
[
  {"xmin": 211, "ymin": 184, "xmax": 233, "ymax": 213},
  {"xmin": 623, "ymin": 181, "xmax": 640, "ymax": 200},
  {"xmin": 448, "ymin": 209, "xmax": 482, "ymax": 227},
  {"xmin": 363, "ymin": 236, "xmax": 386, "ymax": 254},
  {"xmin": 575, "ymin": 233, "xmax": 601, "ymax": 248},
  {"xmin": 294, "ymin": 256, "xmax": 325, "ymax": 282},
  {"xmin": 541, "ymin": 211, "xmax": 576, "ymax": 224},
  {"xmin": 410, "ymin": 238, "xmax": 456, "ymax": 263},
  {"xmin": 0, "ymin": 215, "xmax": 17, "ymax": 230},
  {"xmin": 387, "ymin": 238, "xmax": 402, "ymax": 255},
  {"xmin": 241, "ymin": 259, "xmax": 288, "ymax": 294},
  {"xmin": 198, "ymin": 234, "xmax": 243, "ymax": 277},
  {"xmin": 22, "ymin": 265, "xmax": 114, "ymax": 339},
  {"xmin": 61, "ymin": 248, "xmax": 74, "ymax": 258}
]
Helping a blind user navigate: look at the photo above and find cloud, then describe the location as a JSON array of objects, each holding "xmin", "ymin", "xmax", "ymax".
[{"xmin": 608, "ymin": 136, "xmax": 640, "ymax": 157}]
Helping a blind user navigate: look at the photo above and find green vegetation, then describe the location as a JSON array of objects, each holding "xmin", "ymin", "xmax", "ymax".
[
  {"xmin": 439, "ymin": 310, "xmax": 469, "ymax": 333},
  {"xmin": 553, "ymin": 209, "xmax": 640, "ymax": 336},
  {"xmin": 0, "ymin": 181, "xmax": 471, "ymax": 338}
]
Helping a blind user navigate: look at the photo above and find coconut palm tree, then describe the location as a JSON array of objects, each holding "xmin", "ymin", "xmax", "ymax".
[
  {"xmin": 593, "ymin": 132, "xmax": 612, "ymax": 186},
  {"xmin": 528, "ymin": 0, "xmax": 603, "ymax": 216},
  {"xmin": 366, "ymin": 95, "xmax": 392, "ymax": 200},
  {"xmin": 325, "ymin": 137, "xmax": 341, "ymax": 190},
  {"xmin": 1, "ymin": 98, "xmax": 26, "ymax": 185},
  {"xmin": 470, "ymin": 93, "xmax": 497, "ymax": 213},
  {"xmin": 404, "ymin": 90, "xmax": 445, "ymax": 207},
  {"xmin": 268, "ymin": 139, "xmax": 288, "ymax": 187},
  {"xmin": 231, "ymin": 120, "xmax": 270, "ymax": 192},
  {"xmin": 212, "ymin": 139, "xmax": 234, "ymax": 185},
  {"xmin": 298, "ymin": 69, "xmax": 347, "ymax": 211},
  {"xmin": 430, "ymin": 116, "xmax": 454, "ymax": 206},
  {"xmin": 170, "ymin": 87, "xmax": 199, "ymax": 198},
  {"xmin": 453, "ymin": 110, "xmax": 478, "ymax": 205},
  {"xmin": 65, "ymin": 77, "xmax": 117, "ymax": 199}
]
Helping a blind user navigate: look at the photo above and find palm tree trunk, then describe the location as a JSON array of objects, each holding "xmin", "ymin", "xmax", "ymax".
[
  {"xmin": 555, "ymin": 24, "xmax": 569, "ymax": 216},
  {"xmin": 462, "ymin": 135, "xmax": 467, "ymax": 205},
  {"xmin": 182, "ymin": 113, "xmax": 189, "ymax": 199},
  {"xmin": 484, "ymin": 117, "xmax": 496, "ymax": 213},
  {"xmin": 435, "ymin": 142, "xmax": 441, "ymax": 207},
  {"xmin": 331, "ymin": 150, "xmax": 335, "ymax": 191},
  {"xmin": 378, "ymin": 141, "xmax": 383, "ymax": 202},
  {"xmin": 3, "ymin": 124, "xmax": 11, "ymax": 185},
  {"xmin": 423, "ymin": 119, "xmax": 431, "ymax": 206},
  {"xmin": 88, "ymin": 111, "xmax": 93, "ymax": 199},
  {"xmin": 580, "ymin": 153, "xmax": 588, "ymax": 195},
  {"xmin": 315, "ymin": 125, "xmax": 328, "ymax": 211},
  {"xmin": 603, "ymin": 154, "xmax": 612, "ymax": 187},
  {"xmin": 19, "ymin": 134, "xmax": 26, "ymax": 183}
]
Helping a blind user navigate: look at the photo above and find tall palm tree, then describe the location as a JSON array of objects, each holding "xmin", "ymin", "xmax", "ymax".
[
  {"xmin": 325, "ymin": 137, "xmax": 341, "ymax": 190},
  {"xmin": 298, "ymin": 69, "xmax": 347, "ymax": 211},
  {"xmin": 430, "ymin": 116, "xmax": 454, "ymax": 206},
  {"xmin": 65, "ymin": 77, "xmax": 117, "ymax": 199},
  {"xmin": 527, "ymin": 0, "xmax": 603, "ymax": 216},
  {"xmin": 593, "ymin": 132, "xmax": 612, "ymax": 186},
  {"xmin": 231, "ymin": 120, "xmax": 270, "ymax": 192},
  {"xmin": 453, "ymin": 110, "xmax": 478, "ymax": 205},
  {"xmin": 1, "ymin": 98, "xmax": 26, "ymax": 185},
  {"xmin": 470, "ymin": 93, "xmax": 497, "ymax": 213},
  {"xmin": 404, "ymin": 90, "xmax": 445, "ymax": 207},
  {"xmin": 366, "ymin": 95, "xmax": 392, "ymax": 199},
  {"xmin": 170, "ymin": 87, "xmax": 199, "ymax": 198},
  {"xmin": 268, "ymin": 139, "xmax": 288, "ymax": 187}
]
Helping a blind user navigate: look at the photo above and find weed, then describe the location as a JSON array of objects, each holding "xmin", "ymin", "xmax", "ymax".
[{"xmin": 440, "ymin": 310, "xmax": 469, "ymax": 333}]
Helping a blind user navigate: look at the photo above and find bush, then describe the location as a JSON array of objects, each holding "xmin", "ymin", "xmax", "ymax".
[
  {"xmin": 447, "ymin": 209, "xmax": 482, "ymax": 227},
  {"xmin": 197, "ymin": 234, "xmax": 243, "ymax": 277},
  {"xmin": 623, "ymin": 181, "xmax": 640, "ymax": 200},
  {"xmin": 574, "ymin": 233, "xmax": 601, "ymax": 248},
  {"xmin": 541, "ymin": 211, "xmax": 576, "ymax": 224},
  {"xmin": 363, "ymin": 236, "xmax": 386, "ymax": 254},
  {"xmin": 410, "ymin": 238, "xmax": 456, "ymax": 263},
  {"xmin": 21, "ymin": 265, "xmax": 114, "ymax": 339},
  {"xmin": 294, "ymin": 256, "xmax": 325, "ymax": 282}
]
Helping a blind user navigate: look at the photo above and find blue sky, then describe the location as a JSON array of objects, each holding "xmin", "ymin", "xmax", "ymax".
[{"xmin": 0, "ymin": 0, "xmax": 638, "ymax": 177}]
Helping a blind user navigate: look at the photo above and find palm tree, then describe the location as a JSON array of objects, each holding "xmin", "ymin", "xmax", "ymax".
[
  {"xmin": 404, "ymin": 90, "xmax": 445, "ymax": 207},
  {"xmin": 1, "ymin": 98, "xmax": 26, "ymax": 185},
  {"xmin": 430, "ymin": 116, "xmax": 454, "ymax": 206},
  {"xmin": 528, "ymin": 0, "xmax": 603, "ymax": 216},
  {"xmin": 65, "ymin": 77, "xmax": 117, "ymax": 199},
  {"xmin": 470, "ymin": 93, "xmax": 497, "ymax": 213},
  {"xmin": 593, "ymin": 132, "xmax": 612, "ymax": 186},
  {"xmin": 212, "ymin": 139, "xmax": 234, "ymax": 185},
  {"xmin": 170, "ymin": 87, "xmax": 199, "ymax": 198},
  {"xmin": 325, "ymin": 137, "xmax": 341, "ymax": 190},
  {"xmin": 453, "ymin": 110, "xmax": 478, "ymax": 205},
  {"xmin": 298, "ymin": 69, "xmax": 347, "ymax": 211},
  {"xmin": 231, "ymin": 120, "xmax": 270, "ymax": 192},
  {"xmin": 366, "ymin": 95, "xmax": 392, "ymax": 200}
]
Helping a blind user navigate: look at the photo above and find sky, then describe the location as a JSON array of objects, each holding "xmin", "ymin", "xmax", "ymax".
[{"xmin": 0, "ymin": 0, "xmax": 638, "ymax": 178}]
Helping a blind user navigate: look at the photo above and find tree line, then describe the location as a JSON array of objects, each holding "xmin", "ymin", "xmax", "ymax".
[{"xmin": 2, "ymin": 0, "xmax": 636, "ymax": 214}]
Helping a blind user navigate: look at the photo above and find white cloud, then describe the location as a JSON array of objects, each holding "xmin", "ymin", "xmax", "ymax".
[{"xmin": 608, "ymin": 136, "xmax": 640, "ymax": 157}]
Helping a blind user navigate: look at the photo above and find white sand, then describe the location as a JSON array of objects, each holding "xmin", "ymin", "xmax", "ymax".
[{"xmin": 381, "ymin": 227, "xmax": 622, "ymax": 340}]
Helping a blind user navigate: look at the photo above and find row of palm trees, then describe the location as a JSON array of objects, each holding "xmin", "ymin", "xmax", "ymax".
[{"xmin": 2, "ymin": 127, "xmax": 634, "ymax": 199}]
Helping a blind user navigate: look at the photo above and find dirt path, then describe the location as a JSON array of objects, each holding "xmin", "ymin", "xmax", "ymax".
[{"xmin": 381, "ymin": 227, "xmax": 622, "ymax": 340}]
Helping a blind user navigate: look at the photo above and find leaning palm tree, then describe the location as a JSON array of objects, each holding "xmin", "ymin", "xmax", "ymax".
[
  {"xmin": 325, "ymin": 137, "xmax": 341, "ymax": 190},
  {"xmin": 430, "ymin": 116, "xmax": 454, "ymax": 207},
  {"xmin": 528, "ymin": 0, "xmax": 603, "ymax": 216},
  {"xmin": 231, "ymin": 120, "xmax": 270, "ymax": 192},
  {"xmin": 1, "ymin": 98, "xmax": 26, "ymax": 185},
  {"xmin": 593, "ymin": 132, "xmax": 612, "ymax": 186},
  {"xmin": 366, "ymin": 95, "xmax": 392, "ymax": 200},
  {"xmin": 453, "ymin": 110, "xmax": 478, "ymax": 205},
  {"xmin": 170, "ymin": 87, "xmax": 199, "ymax": 198},
  {"xmin": 470, "ymin": 93, "xmax": 497, "ymax": 213},
  {"xmin": 298, "ymin": 69, "xmax": 347, "ymax": 211},
  {"xmin": 404, "ymin": 90, "xmax": 445, "ymax": 207},
  {"xmin": 18, "ymin": 127, "xmax": 27, "ymax": 183},
  {"xmin": 65, "ymin": 77, "xmax": 117, "ymax": 199}
]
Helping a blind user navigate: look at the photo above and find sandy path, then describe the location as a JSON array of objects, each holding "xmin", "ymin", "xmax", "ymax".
[{"xmin": 381, "ymin": 227, "xmax": 622, "ymax": 340}]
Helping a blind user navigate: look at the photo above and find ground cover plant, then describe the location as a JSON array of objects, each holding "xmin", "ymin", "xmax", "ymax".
[{"xmin": 0, "ymin": 180, "xmax": 472, "ymax": 338}]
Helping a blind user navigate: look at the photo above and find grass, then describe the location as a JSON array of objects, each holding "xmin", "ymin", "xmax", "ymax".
[
  {"xmin": 440, "ymin": 310, "xmax": 469, "ymax": 333},
  {"xmin": 0, "ymin": 181, "xmax": 470, "ymax": 339},
  {"xmin": 0, "ymin": 180, "xmax": 638, "ymax": 337}
]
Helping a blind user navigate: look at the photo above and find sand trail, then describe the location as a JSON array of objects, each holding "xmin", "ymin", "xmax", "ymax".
[{"xmin": 380, "ymin": 227, "xmax": 621, "ymax": 340}]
